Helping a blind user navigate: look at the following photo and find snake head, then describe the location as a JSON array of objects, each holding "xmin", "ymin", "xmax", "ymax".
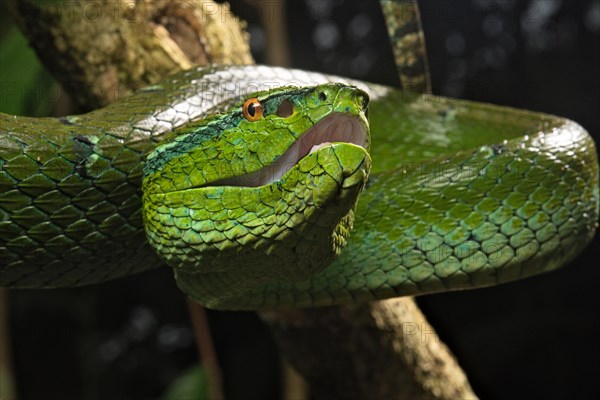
[{"xmin": 142, "ymin": 84, "xmax": 371, "ymax": 304}]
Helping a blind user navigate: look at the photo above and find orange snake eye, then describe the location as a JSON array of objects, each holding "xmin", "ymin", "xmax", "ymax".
[{"xmin": 242, "ymin": 98, "xmax": 263, "ymax": 122}]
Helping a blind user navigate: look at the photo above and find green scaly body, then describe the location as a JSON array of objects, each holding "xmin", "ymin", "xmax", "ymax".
[{"xmin": 0, "ymin": 65, "xmax": 598, "ymax": 309}]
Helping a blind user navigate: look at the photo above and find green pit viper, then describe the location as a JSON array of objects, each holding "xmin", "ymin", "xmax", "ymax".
[
  {"xmin": 1, "ymin": 0, "xmax": 599, "ymax": 310},
  {"xmin": 1, "ymin": 64, "xmax": 598, "ymax": 309}
]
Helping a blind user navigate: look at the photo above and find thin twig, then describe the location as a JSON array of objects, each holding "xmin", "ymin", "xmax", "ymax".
[{"xmin": 187, "ymin": 299, "xmax": 224, "ymax": 400}]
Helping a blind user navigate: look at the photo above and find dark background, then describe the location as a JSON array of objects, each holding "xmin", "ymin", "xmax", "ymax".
[{"xmin": 4, "ymin": 0, "xmax": 600, "ymax": 399}]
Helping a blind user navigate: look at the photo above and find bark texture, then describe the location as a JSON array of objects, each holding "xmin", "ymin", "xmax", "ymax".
[
  {"xmin": 8, "ymin": 0, "xmax": 253, "ymax": 110},
  {"xmin": 264, "ymin": 298, "xmax": 476, "ymax": 400}
]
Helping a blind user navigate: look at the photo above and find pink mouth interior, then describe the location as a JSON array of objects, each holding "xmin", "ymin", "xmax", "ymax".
[{"xmin": 208, "ymin": 113, "xmax": 367, "ymax": 187}]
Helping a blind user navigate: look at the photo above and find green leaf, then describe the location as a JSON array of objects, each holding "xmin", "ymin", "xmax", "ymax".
[
  {"xmin": 0, "ymin": 25, "xmax": 57, "ymax": 116},
  {"xmin": 162, "ymin": 364, "xmax": 210, "ymax": 400}
]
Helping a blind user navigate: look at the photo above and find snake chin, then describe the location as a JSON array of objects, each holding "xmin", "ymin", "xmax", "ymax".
[{"xmin": 209, "ymin": 113, "xmax": 368, "ymax": 187}]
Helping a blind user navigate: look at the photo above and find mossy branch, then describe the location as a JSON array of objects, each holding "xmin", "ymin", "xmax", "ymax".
[{"xmin": 8, "ymin": 0, "xmax": 253, "ymax": 110}]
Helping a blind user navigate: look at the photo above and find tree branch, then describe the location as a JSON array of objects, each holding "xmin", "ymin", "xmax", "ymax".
[
  {"xmin": 264, "ymin": 298, "xmax": 476, "ymax": 399},
  {"xmin": 8, "ymin": 0, "xmax": 253, "ymax": 110}
]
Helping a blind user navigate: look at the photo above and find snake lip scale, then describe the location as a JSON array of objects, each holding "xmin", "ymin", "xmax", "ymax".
[{"xmin": 209, "ymin": 113, "xmax": 369, "ymax": 188}]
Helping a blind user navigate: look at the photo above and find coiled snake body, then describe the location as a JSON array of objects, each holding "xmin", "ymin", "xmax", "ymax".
[{"xmin": 0, "ymin": 65, "xmax": 598, "ymax": 309}]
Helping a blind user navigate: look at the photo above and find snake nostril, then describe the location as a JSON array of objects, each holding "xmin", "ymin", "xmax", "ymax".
[{"xmin": 356, "ymin": 93, "xmax": 368, "ymax": 112}]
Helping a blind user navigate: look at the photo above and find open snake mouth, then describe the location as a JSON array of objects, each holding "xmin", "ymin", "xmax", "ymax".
[{"xmin": 209, "ymin": 113, "xmax": 368, "ymax": 187}]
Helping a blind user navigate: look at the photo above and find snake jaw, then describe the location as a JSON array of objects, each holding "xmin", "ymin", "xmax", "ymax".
[
  {"xmin": 278, "ymin": 112, "xmax": 368, "ymax": 184},
  {"xmin": 212, "ymin": 113, "xmax": 369, "ymax": 187}
]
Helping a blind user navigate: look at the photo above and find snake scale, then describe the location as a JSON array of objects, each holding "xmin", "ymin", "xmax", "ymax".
[
  {"xmin": 0, "ymin": 66, "xmax": 598, "ymax": 308},
  {"xmin": 1, "ymin": 64, "xmax": 598, "ymax": 309}
]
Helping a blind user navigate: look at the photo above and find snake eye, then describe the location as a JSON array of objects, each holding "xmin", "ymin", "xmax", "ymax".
[{"xmin": 242, "ymin": 98, "xmax": 263, "ymax": 122}]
